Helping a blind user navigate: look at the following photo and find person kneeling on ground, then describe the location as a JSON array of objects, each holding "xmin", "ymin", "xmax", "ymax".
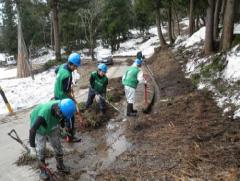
[
  {"xmin": 54, "ymin": 52, "xmax": 82, "ymax": 142},
  {"xmin": 122, "ymin": 51, "xmax": 147, "ymax": 116},
  {"xmin": 29, "ymin": 98, "xmax": 77, "ymax": 180},
  {"xmin": 85, "ymin": 63, "xmax": 108, "ymax": 116}
]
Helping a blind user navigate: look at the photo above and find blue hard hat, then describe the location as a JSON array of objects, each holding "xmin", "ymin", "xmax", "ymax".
[
  {"xmin": 59, "ymin": 98, "xmax": 77, "ymax": 119},
  {"xmin": 68, "ymin": 53, "xmax": 81, "ymax": 67},
  {"xmin": 98, "ymin": 63, "xmax": 108, "ymax": 73},
  {"xmin": 135, "ymin": 58, "xmax": 142, "ymax": 65}
]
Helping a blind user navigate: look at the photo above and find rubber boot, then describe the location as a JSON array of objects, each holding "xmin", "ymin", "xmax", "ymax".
[
  {"xmin": 132, "ymin": 104, "xmax": 138, "ymax": 113},
  {"xmin": 127, "ymin": 103, "xmax": 137, "ymax": 117},
  {"xmin": 72, "ymin": 134, "xmax": 82, "ymax": 143},
  {"xmin": 56, "ymin": 156, "xmax": 70, "ymax": 174},
  {"xmin": 38, "ymin": 160, "xmax": 49, "ymax": 180}
]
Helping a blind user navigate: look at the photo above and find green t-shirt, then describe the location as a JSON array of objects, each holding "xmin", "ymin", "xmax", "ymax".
[
  {"xmin": 30, "ymin": 100, "xmax": 60, "ymax": 135},
  {"xmin": 91, "ymin": 71, "xmax": 108, "ymax": 94},
  {"xmin": 122, "ymin": 66, "xmax": 140, "ymax": 89},
  {"xmin": 54, "ymin": 64, "xmax": 71, "ymax": 99}
]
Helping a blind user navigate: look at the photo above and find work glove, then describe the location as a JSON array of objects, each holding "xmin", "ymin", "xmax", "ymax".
[
  {"xmin": 29, "ymin": 146, "xmax": 37, "ymax": 158},
  {"xmin": 95, "ymin": 94, "xmax": 101, "ymax": 103}
]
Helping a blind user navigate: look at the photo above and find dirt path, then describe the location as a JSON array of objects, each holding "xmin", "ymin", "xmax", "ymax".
[
  {"xmin": 2, "ymin": 49, "xmax": 240, "ymax": 180},
  {"xmin": 96, "ymin": 48, "xmax": 240, "ymax": 180},
  {"xmin": 0, "ymin": 60, "xmax": 134, "ymax": 181}
]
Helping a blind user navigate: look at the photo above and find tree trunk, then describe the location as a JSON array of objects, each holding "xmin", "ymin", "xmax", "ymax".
[
  {"xmin": 50, "ymin": 0, "xmax": 61, "ymax": 61},
  {"xmin": 172, "ymin": 18, "xmax": 176, "ymax": 40},
  {"xmin": 89, "ymin": 29, "xmax": 95, "ymax": 61},
  {"xmin": 213, "ymin": 0, "xmax": 222, "ymax": 41},
  {"xmin": 16, "ymin": 0, "xmax": 33, "ymax": 79},
  {"xmin": 221, "ymin": 0, "xmax": 235, "ymax": 51},
  {"xmin": 205, "ymin": 0, "xmax": 215, "ymax": 55},
  {"xmin": 219, "ymin": 0, "xmax": 226, "ymax": 25},
  {"xmin": 196, "ymin": 15, "xmax": 200, "ymax": 30},
  {"xmin": 189, "ymin": 0, "xmax": 194, "ymax": 36},
  {"xmin": 168, "ymin": 1, "xmax": 174, "ymax": 45},
  {"xmin": 201, "ymin": 16, "xmax": 206, "ymax": 26},
  {"xmin": 155, "ymin": 8, "xmax": 166, "ymax": 47},
  {"xmin": 173, "ymin": 4, "xmax": 180, "ymax": 35},
  {"xmin": 50, "ymin": 19, "xmax": 54, "ymax": 49}
]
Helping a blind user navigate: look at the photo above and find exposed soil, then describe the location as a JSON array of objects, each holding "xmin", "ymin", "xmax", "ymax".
[
  {"xmin": 96, "ymin": 47, "xmax": 240, "ymax": 180},
  {"xmin": 78, "ymin": 77, "xmax": 125, "ymax": 128},
  {"xmin": 14, "ymin": 47, "xmax": 240, "ymax": 180},
  {"xmin": 16, "ymin": 148, "xmax": 54, "ymax": 166}
]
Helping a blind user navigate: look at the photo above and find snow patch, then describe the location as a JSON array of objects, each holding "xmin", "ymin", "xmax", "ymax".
[
  {"xmin": 178, "ymin": 27, "xmax": 205, "ymax": 48},
  {"xmin": 222, "ymin": 46, "xmax": 240, "ymax": 82},
  {"xmin": 0, "ymin": 69, "xmax": 56, "ymax": 115},
  {"xmin": 234, "ymin": 24, "xmax": 240, "ymax": 34}
]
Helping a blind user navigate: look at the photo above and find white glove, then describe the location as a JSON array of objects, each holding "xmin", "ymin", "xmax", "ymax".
[
  {"xmin": 29, "ymin": 147, "xmax": 37, "ymax": 158},
  {"xmin": 144, "ymin": 80, "xmax": 147, "ymax": 85},
  {"xmin": 95, "ymin": 94, "xmax": 100, "ymax": 103}
]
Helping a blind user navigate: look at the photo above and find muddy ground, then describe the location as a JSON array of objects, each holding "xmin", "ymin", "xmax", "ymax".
[
  {"xmin": 14, "ymin": 48, "xmax": 240, "ymax": 181},
  {"xmin": 96, "ymin": 48, "xmax": 240, "ymax": 180}
]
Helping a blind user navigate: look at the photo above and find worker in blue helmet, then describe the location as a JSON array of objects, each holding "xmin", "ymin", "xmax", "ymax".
[
  {"xmin": 136, "ymin": 51, "xmax": 144, "ymax": 60},
  {"xmin": 29, "ymin": 98, "xmax": 76, "ymax": 180},
  {"xmin": 54, "ymin": 52, "xmax": 82, "ymax": 143},
  {"xmin": 85, "ymin": 63, "xmax": 108, "ymax": 116},
  {"xmin": 122, "ymin": 52, "xmax": 147, "ymax": 116}
]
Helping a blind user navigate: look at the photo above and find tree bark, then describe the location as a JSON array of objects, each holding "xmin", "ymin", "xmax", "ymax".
[
  {"xmin": 16, "ymin": 0, "xmax": 33, "ymax": 79},
  {"xmin": 219, "ymin": 0, "xmax": 226, "ymax": 25},
  {"xmin": 168, "ymin": 1, "xmax": 174, "ymax": 45},
  {"xmin": 173, "ymin": 4, "xmax": 180, "ymax": 35},
  {"xmin": 50, "ymin": 0, "xmax": 61, "ymax": 61},
  {"xmin": 172, "ymin": 18, "xmax": 176, "ymax": 40},
  {"xmin": 221, "ymin": 0, "xmax": 235, "ymax": 51},
  {"xmin": 155, "ymin": 8, "xmax": 167, "ymax": 47},
  {"xmin": 189, "ymin": 0, "xmax": 194, "ymax": 36},
  {"xmin": 204, "ymin": 0, "xmax": 215, "ymax": 55},
  {"xmin": 213, "ymin": 0, "xmax": 222, "ymax": 41},
  {"xmin": 196, "ymin": 15, "xmax": 200, "ymax": 30}
]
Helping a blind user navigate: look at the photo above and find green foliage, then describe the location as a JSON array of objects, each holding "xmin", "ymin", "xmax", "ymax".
[
  {"xmin": 43, "ymin": 58, "xmax": 66, "ymax": 70},
  {"xmin": 191, "ymin": 73, "xmax": 200, "ymax": 87},
  {"xmin": 133, "ymin": 0, "xmax": 154, "ymax": 33},
  {"xmin": 200, "ymin": 55, "xmax": 226, "ymax": 78},
  {"xmin": 20, "ymin": 0, "xmax": 51, "ymax": 48},
  {"xmin": 232, "ymin": 35, "xmax": 240, "ymax": 47},
  {"xmin": 102, "ymin": 0, "xmax": 133, "ymax": 51},
  {"xmin": 1, "ymin": 0, "xmax": 17, "ymax": 54},
  {"xmin": 59, "ymin": 0, "xmax": 87, "ymax": 46}
]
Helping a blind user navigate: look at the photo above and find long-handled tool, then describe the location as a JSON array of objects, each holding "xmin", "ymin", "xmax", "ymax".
[
  {"xmin": 95, "ymin": 93, "xmax": 122, "ymax": 114},
  {"xmin": 71, "ymin": 89, "xmax": 85, "ymax": 129},
  {"xmin": 8, "ymin": 129, "xmax": 29, "ymax": 152},
  {"xmin": 8, "ymin": 130, "xmax": 59, "ymax": 180},
  {"xmin": 0, "ymin": 86, "xmax": 13, "ymax": 114}
]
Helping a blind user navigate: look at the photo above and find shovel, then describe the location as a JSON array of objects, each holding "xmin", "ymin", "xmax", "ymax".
[
  {"xmin": 8, "ymin": 129, "xmax": 30, "ymax": 153},
  {"xmin": 95, "ymin": 93, "xmax": 123, "ymax": 115}
]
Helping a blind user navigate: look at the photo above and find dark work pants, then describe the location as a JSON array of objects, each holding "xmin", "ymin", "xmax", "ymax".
[{"xmin": 85, "ymin": 87, "xmax": 106, "ymax": 113}]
